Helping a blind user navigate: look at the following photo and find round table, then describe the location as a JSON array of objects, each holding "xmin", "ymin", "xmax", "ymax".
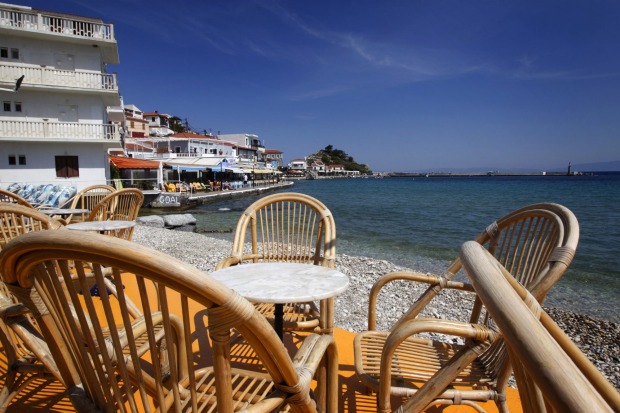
[
  {"xmin": 66, "ymin": 221, "xmax": 136, "ymax": 231},
  {"xmin": 210, "ymin": 262, "xmax": 349, "ymax": 339}
]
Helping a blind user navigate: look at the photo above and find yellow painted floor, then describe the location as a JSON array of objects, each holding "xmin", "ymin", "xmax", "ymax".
[{"xmin": 2, "ymin": 328, "xmax": 523, "ymax": 412}]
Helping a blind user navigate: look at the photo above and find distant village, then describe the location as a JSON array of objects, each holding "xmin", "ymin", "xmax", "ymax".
[{"xmin": 0, "ymin": 2, "xmax": 365, "ymax": 194}]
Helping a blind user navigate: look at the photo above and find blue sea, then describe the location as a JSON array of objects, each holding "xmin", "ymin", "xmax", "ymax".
[{"xmin": 184, "ymin": 173, "xmax": 620, "ymax": 323}]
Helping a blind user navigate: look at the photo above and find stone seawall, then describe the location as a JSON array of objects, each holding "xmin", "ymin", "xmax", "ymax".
[{"xmin": 147, "ymin": 181, "xmax": 293, "ymax": 208}]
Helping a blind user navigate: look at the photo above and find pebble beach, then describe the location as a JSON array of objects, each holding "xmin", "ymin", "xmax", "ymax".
[{"xmin": 132, "ymin": 225, "xmax": 620, "ymax": 391}]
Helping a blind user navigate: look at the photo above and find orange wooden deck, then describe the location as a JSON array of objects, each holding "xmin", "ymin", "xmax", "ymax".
[{"xmin": 2, "ymin": 327, "xmax": 522, "ymax": 412}]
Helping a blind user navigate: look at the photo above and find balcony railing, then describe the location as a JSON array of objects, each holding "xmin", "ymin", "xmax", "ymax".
[
  {"xmin": 0, "ymin": 120, "xmax": 120, "ymax": 141},
  {"xmin": 1, "ymin": 63, "xmax": 117, "ymax": 91},
  {"xmin": 0, "ymin": 6, "xmax": 114, "ymax": 41}
]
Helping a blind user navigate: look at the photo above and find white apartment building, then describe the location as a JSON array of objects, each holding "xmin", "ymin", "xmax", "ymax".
[{"xmin": 0, "ymin": 3, "xmax": 123, "ymax": 190}]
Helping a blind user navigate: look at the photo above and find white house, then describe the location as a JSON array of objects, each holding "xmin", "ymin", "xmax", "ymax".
[
  {"xmin": 287, "ymin": 158, "xmax": 307, "ymax": 175},
  {"xmin": 143, "ymin": 111, "xmax": 173, "ymax": 136},
  {"xmin": 218, "ymin": 133, "xmax": 265, "ymax": 154},
  {"xmin": 0, "ymin": 2, "xmax": 123, "ymax": 191}
]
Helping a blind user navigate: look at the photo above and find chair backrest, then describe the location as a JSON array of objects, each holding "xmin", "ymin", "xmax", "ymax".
[
  {"xmin": 389, "ymin": 203, "xmax": 579, "ymax": 392},
  {"xmin": 0, "ymin": 204, "xmax": 63, "ymax": 249},
  {"xmin": 460, "ymin": 241, "xmax": 619, "ymax": 413},
  {"xmin": 87, "ymin": 188, "xmax": 143, "ymax": 239},
  {"xmin": 392, "ymin": 203, "xmax": 579, "ymax": 329},
  {"xmin": 222, "ymin": 192, "xmax": 336, "ymax": 269},
  {"xmin": 0, "ymin": 188, "xmax": 34, "ymax": 209},
  {"xmin": 67, "ymin": 184, "xmax": 116, "ymax": 222},
  {"xmin": 0, "ymin": 203, "xmax": 66, "ymax": 385},
  {"xmin": 0, "ymin": 230, "xmax": 319, "ymax": 412}
]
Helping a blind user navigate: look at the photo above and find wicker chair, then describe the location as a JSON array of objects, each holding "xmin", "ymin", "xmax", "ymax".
[
  {"xmin": 86, "ymin": 188, "xmax": 144, "ymax": 240},
  {"xmin": 460, "ymin": 241, "xmax": 620, "ymax": 413},
  {"xmin": 353, "ymin": 203, "xmax": 579, "ymax": 412},
  {"xmin": 216, "ymin": 192, "xmax": 337, "ymax": 335},
  {"xmin": 0, "ymin": 230, "xmax": 339, "ymax": 412},
  {"xmin": 0, "ymin": 204, "xmax": 64, "ymax": 411},
  {"xmin": 58, "ymin": 184, "xmax": 116, "ymax": 224},
  {"xmin": 0, "ymin": 204, "xmax": 181, "ymax": 412},
  {"xmin": 0, "ymin": 189, "xmax": 34, "ymax": 209}
]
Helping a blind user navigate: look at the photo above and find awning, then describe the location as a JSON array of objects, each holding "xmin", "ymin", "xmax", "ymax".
[
  {"xmin": 164, "ymin": 157, "xmax": 225, "ymax": 169},
  {"xmin": 173, "ymin": 165, "xmax": 208, "ymax": 171},
  {"xmin": 226, "ymin": 167, "xmax": 247, "ymax": 174},
  {"xmin": 109, "ymin": 156, "xmax": 161, "ymax": 169}
]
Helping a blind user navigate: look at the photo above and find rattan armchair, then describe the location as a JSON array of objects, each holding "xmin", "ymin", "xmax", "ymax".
[
  {"xmin": 0, "ymin": 230, "xmax": 339, "ymax": 412},
  {"xmin": 216, "ymin": 192, "xmax": 337, "ymax": 335},
  {"xmin": 86, "ymin": 188, "xmax": 144, "ymax": 240},
  {"xmin": 0, "ymin": 189, "xmax": 34, "ymax": 209},
  {"xmin": 353, "ymin": 203, "xmax": 579, "ymax": 412},
  {"xmin": 460, "ymin": 241, "xmax": 620, "ymax": 413},
  {"xmin": 58, "ymin": 184, "xmax": 116, "ymax": 224},
  {"xmin": 0, "ymin": 204, "xmax": 64, "ymax": 411},
  {"xmin": 0, "ymin": 204, "xmax": 180, "ymax": 411}
]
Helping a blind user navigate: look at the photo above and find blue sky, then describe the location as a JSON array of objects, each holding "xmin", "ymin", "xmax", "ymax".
[{"xmin": 21, "ymin": 0, "xmax": 620, "ymax": 172}]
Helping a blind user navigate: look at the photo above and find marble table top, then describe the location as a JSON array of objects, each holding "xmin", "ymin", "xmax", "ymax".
[
  {"xmin": 66, "ymin": 220, "xmax": 136, "ymax": 231},
  {"xmin": 40, "ymin": 208, "xmax": 89, "ymax": 215},
  {"xmin": 210, "ymin": 262, "xmax": 349, "ymax": 303}
]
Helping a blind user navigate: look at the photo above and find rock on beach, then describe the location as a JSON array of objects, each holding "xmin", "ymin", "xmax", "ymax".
[{"xmin": 132, "ymin": 225, "xmax": 620, "ymax": 391}]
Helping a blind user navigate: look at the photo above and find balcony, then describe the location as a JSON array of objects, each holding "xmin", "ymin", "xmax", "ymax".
[
  {"xmin": 0, "ymin": 4, "xmax": 118, "ymax": 62},
  {"xmin": 0, "ymin": 120, "xmax": 121, "ymax": 142},
  {"xmin": 0, "ymin": 63, "xmax": 117, "ymax": 91},
  {"xmin": 0, "ymin": 5, "xmax": 114, "ymax": 41}
]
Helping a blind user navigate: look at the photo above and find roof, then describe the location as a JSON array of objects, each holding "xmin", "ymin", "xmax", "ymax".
[
  {"xmin": 171, "ymin": 132, "xmax": 218, "ymax": 140},
  {"xmin": 143, "ymin": 112, "xmax": 170, "ymax": 118},
  {"xmin": 264, "ymin": 149, "xmax": 283, "ymax": 154},
  {"xmin": 109, "ymin": 156, "xmax": 161, "ymax": 169}
]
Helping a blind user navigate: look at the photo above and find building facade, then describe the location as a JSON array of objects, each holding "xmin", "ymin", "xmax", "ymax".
[{"xmin": 0, "ymin": 2, "xmax": 123, "ymax": 190}]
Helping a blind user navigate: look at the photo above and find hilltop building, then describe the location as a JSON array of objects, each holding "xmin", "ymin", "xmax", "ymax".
[
  {"xmin": 124, "ymin": 104, "xmax": 149, "ymax": 138},
  {"xmin": 0, "ymin": 2, "xmax": 123, "ymax": 190}
]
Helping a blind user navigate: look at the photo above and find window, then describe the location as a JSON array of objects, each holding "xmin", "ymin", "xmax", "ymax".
[
  {"xmin": 18, "ymin": 155, "xmax": 26, "ymax": 165},
  {"xmin": 8, "ymin": 155, "xmax": 16, "ymax": 165},
  {"xmin": 0, "ymin": 47, "xmax": 19, "ymax": 59},
  {"xmin": 55, "ymin": 155, "xmax": 79, "ymax": 178},
  {"xmin": 14, "ymin": 102, "xmax": 21, "ymax": 112},
  {"xmin": 3, "ymin": 102, "xmax": 11, "ymax": 112}
]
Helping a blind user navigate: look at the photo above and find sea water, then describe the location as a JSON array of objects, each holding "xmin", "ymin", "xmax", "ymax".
[{"xmin": 186, "ymin": 172, "xmax": 620, "ymax": 323}]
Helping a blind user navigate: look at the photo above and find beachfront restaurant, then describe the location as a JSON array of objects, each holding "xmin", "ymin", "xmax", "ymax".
[{"xmin": 164, "ymin": 157, "xmax": 250, "ymax": 189}]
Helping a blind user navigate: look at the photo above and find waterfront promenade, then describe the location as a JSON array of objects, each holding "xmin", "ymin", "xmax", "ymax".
[{"xmin": 146, "ymin": 181, "xmax": 293, "ymax": 208}]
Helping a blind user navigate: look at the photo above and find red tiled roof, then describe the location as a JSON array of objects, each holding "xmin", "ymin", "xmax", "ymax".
[
  {"xmin": 143, "ymin": 112, "xmax": 170, "ymax": 118},
  {"xmin": 170, "ymin": 132, "xmax": 218, "ymax": 140},
  {"xmin": 264, "ymin": 149, "xmax": 283, "ymax": 154},
  {"xmin": 109, "ymin": 156, "xmax": 161, "ymax": 169}
]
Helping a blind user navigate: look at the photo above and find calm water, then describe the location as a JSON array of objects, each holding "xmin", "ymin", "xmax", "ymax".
[{"xmin": 181, "ymin": 173, "xmax": 620, "ymax": 323}]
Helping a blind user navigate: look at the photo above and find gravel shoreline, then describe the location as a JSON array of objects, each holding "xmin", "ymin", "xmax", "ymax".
[{"xmin": 132, "ymin": 225, "xmax": 620, "ymax": 391}]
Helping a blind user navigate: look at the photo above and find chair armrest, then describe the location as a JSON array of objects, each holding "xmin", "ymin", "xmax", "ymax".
[
  {"xmin": 215, "ymin": 256, "xmax": 242, "ymax": 270},
  {"xmin": 378, "ymin": 318, "xmax": 499, "ymax": 412},
  {"xmin": 215, "ymin": 254, "xmax": 265, "ymax": 270},
  {"xmin": 368, "ymin": 271, "xmax": 475, "ymax": 330},
  {"xmin": 290, "ymin": 333, "xmax": 338, "ymax": 411}
]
